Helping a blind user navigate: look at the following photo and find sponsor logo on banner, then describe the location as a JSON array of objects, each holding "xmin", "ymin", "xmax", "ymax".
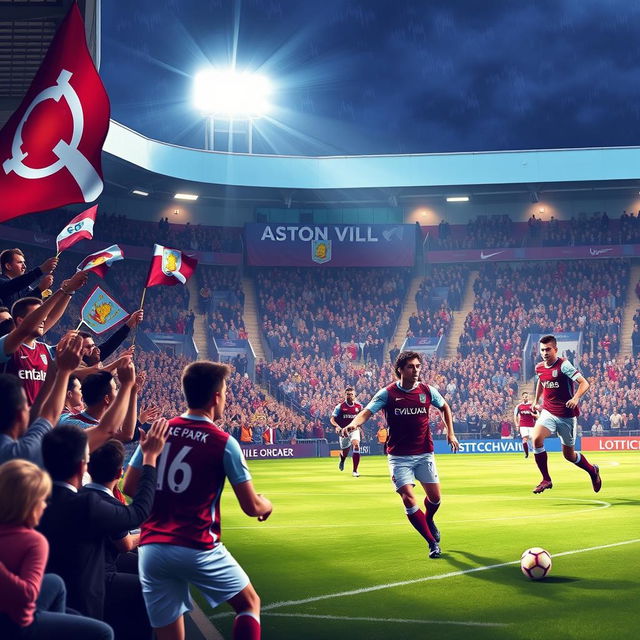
[
  {"xmin": 589, "ymin": 247, "xmax": 613, "ymax": 256},
  {"xmin": 480, "ymin": 250, "xmax": 505, "ymax": 260},
  {"xmin": 581, "ymin": 436, "xmax": 640, "ymax": 451},
  {"xmin": 312, "ymin": 240, "xmax": 332, "ymax": 264},
  {"xmin": 382, "ymin": 226, "xmax": 403, "ymax": 241}
]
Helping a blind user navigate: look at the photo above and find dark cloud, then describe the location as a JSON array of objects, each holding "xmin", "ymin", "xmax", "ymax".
[{"xmin": 101, "ymin": 0, "xmax": 640, "ymax": 155}]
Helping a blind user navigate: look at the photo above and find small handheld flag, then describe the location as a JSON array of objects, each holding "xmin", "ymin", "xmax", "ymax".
[
  {"xmin": 56, "ymin": 205, "xmax": 97, "ymax": 253},
  {"xmin": 77, "ymin": 244, "xmax": 124, "ymax": 277},
  {"xmin": 144, "ymin": 244, "xmax": 197, "ymax": 287},
  {"xmin": 80, "ymin": 285, "xmax": 129, "ymax": 335}
]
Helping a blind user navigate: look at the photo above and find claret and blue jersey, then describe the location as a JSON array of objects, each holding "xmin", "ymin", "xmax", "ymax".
[
  {"xmin": 129, "ymin": 413, "xmax": 251, "ymax": 550},
  {"xmin": 366, "ymin": 381, "xmax": 446, "ymax": 456},
  {"xmin": 535, "ymin": 357, "xmax": 581, "ymax": 418}
]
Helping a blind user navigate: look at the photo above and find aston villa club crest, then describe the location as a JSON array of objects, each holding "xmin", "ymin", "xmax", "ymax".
[
  {"xmin": 311, "ymin": 240, "xmax": 331, "ymax": 264},
  {"xmin": 419, "ymin": 393, "xmax": 427, "ymax": 403},
  {"xmin": 162, "ymin": 248, "xmax": 182, "ymax": 276},
  {"xmin": 40, "ymin": 353, "xmax": 48, "ymax": 366},
  {"xmin": 552, "ymin": 370, "xmax": 558, "ymax": 377}
]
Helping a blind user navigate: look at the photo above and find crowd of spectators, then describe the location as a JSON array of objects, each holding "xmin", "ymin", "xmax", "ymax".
[
  {"xmin": 458, "ymin": 260, "xmax": 628, "ymax": 371},
  {"xmin": 3, "ymin": 208, "xmax": 243, "ymax": 254},
  {"xmin": 575, "ymin": 351, "xmax": 640, "ymax": 433},
  {"xmin": 0, "ymin": 243, "xmax": 192, "ymax": 337},
  {"xmin": 133, "ymin": 351, "xmax": 189, "ymax": 417},
  {"xmin": 220, "ymin": 371, "xmax": 315, "ymax": 443},
  {"xmin": 256, "ymin": 267, "xmax": 410, "ymax": 361},
  {"xmin": 433, "ymin": 215, "xmax": 517, "ymax": 250},
  {"xmin": 526, "ymin": 211, "xmax": 640, "ymax": 247},
  {"xmin": 197, "ymin": 265, "xmax": 247, "ymax": 341},
  {"xmin": 426, "ymin": 210, "xmax": 640, "ymax": 252},
  {"xmin": 416, "ymin": 264, "xmax": 467, "ymax": 311}
]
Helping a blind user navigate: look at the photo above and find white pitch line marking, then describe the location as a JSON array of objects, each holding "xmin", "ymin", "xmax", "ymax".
[
  {"xmin": 262, "ymin": 613, "xmax": 509, "ymax": 628},
  {"xmin": 210, "ymin": 537, "xmax": 640, "ymax": 618},
  {"xmin": 224, "ymin": 497, "xmax": 611, "ymax": 530}
]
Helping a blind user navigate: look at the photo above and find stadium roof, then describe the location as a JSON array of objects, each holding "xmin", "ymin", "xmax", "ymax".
[{"xmin": 103, "ymin": 120, "xmax": 640, "ymax": 208}]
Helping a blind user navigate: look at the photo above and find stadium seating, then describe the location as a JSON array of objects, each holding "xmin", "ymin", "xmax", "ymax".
[
  {"xmin": 255, "ymin": 267, "xmax": 410, "ymax": 360},
  {"xmin": 458, "ymin": 260, "xmax": 627, "ymax": 366}
]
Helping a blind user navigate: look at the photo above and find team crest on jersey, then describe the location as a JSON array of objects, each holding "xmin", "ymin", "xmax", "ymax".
[
  {"xmin": 552, "ymin": 369, "xmax": 558, "ymax": 377},
  {"xmin": 311, "ymin": 240, "xmax": 332, "ymax": 264},
  {"xmin": 40, "ymin": 353, "xmax": 48, "ymax": 365},
  {"xmin": 419, "ymin": 393, "xmax": 427, "ymax": 403}
]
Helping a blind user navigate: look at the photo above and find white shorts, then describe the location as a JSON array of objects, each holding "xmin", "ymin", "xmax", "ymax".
[
  {"xmin": 139, "ymin": 543, "xmax": 250, "ymax": 628},
  {"xmin": 519, "ymin": 427, "xmax": 533, "ymax": 438},
  {"xmin": 388, "ymin": 453, "xmax": 439, "ymax": 491},
  {"xmin": 339, "ymin": 429, "xmax": 360, "ymax": 449},
  {"xmin": 536, "ymin": 409, "xmax": 577, "ymax": 447}
]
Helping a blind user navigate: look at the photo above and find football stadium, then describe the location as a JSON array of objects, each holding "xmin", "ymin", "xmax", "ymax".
[{"xmin": 0, "ymin": 2, "xmax": 639, "ymax": 639}]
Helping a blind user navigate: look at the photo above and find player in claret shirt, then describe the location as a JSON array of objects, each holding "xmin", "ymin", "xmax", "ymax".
[
  {"xmin": 532, "ymin": 335, "xmax": 601, "ymax": 494},
  {"xmin": 330, "ymin": 386, "xmax": 364, "ymax": 476},
  {"xmin": 124, "ymin": 361, "xmax": 272, "ymax": 640},
  {"xmin": 514, "ymin": 391, "xmax": 538, "ymax": 458},
  {"xmin": 342, "ymin": 351, "xmax": 459, "ymax": 559}
]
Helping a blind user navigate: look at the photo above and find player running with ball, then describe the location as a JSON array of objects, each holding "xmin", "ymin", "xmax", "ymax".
[
  {"xmin": 531, "ymin": 335, "xmax": 601, "ymax": 494},
  {"xmin": 342, "ymin": 351, "xmax": 459, "ymax": 559}
]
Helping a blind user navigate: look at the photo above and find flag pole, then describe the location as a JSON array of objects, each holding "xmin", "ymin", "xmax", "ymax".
[
  {"xmin": 131, "ymin": 287, "xmax": 147, "ymax": 348},
  {"xmin": 75, "ymin": 319, "xmax": 84, "ymax": 331}
]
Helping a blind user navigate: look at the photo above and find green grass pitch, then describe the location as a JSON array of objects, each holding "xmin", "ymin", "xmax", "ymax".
[{"xmin": 197, "ymin": 452, "xmax": 639, "ymax": 640}]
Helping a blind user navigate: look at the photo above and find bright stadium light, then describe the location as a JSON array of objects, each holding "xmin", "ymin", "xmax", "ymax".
[
  {"xmin": 193, "ymin": 68, "xmax": 271, "ymax": 153},
  {"xmin": 174, "ymin": 193, "xmax": 198, "ymax": 201},
  {"xmin": 193, "ymin": 68, "xmax": 271, "ymax": 119},
  {"xmin": 446, "ymin": 196, "xmax": 470, "ymax": 202},
  {"xmin": 131, "ymin": 189, "xmax": 149, "ymax": 197}
]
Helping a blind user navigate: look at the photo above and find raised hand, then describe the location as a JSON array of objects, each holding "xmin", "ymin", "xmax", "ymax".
[
  {"xmin": 38, "ymin": 274, "xmax": 54, "ymax": 292},
  {"xmin": 61, "ymin": 271, "xmax": 88, "ymax": 293},
  {"xmin": 55, "ymin": 332, "xmax": 84, "ymax": 372},
  {"xmin": 139, "ymin": 405, "xmax": 161, "ymax": 424},
  {"xmin": 126, "ymin": 309, "xmax": 144, "ymax": 329},
  {"xmin": 139, "ymin": 417, "xmax": 170, "ymax": 463},
  {"xmin": 116, "ymin": 358, "xmax": 136, "ymax": 386},
  {"xmin": 39, "ymin": 256, "xmax": 58, "ymax": 274}
]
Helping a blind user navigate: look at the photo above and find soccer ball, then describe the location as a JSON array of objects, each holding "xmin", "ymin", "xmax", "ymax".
[{"xmin": 520, "ymin": 547, "xmax": 552, "ymax": 580}]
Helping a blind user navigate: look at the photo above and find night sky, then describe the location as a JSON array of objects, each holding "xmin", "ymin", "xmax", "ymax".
[{"xmin": 101, "ymin": 0, "xmax": 640, "ymax": 156}]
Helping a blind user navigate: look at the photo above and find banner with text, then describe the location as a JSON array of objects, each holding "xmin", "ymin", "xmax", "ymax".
[
  {"xmin": 240, "ymin": 443, "xmax": 318, "ymax": 459},
  {"xmin": 426, "ymin": 245, "xmax": 625, "ymax": 264},
  {"xmin": 245, "ymin": 223, "xmax": 416, "ymax": 267},
  {"xmin": 433, "ymin": 438, "xmax": 568, "ymax": 455},
  {"xmin": 581, "ymin": 436, "xmax": 640, "ymax": 452}
]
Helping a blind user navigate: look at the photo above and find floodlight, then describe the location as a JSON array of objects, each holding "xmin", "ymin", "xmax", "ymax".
[
  {"xmin": 446, "ymin": 196, "xmax": 470, "ymax": 202},
  {"xmin": 174, "ymin": 193, "xmax": 199, "ymax": 201},
  {"xmin": 193, "ymin": 68, "xmax": 271, "ymax": 118},
  {"xmin": 131, "ymin": 189, "xmax": 149, "ymax": 196}
]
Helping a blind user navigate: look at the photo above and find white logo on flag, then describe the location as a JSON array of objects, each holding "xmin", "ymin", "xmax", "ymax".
[{"xmin": 2, "ymin": 69, "xmax": 102, "ymax": 202}]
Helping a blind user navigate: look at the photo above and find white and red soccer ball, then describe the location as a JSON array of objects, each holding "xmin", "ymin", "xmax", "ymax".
[{"xmin": 520, "ymin": 547, "xmax": 552, "ymax": 580}]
